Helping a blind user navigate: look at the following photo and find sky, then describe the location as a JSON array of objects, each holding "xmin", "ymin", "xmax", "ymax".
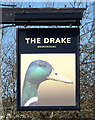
[
  {"xmin": 0, "ymin": 0, "xmax": 94, "ymax": 2},
  {"xmin": 0, "ymin": 1, "xmax": 94, "ymax": 8}
]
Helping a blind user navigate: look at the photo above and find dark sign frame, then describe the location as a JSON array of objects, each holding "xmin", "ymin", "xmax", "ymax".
[{"xmin": 17, "ymin": 28, "xmax": 80, "ymax": 111}]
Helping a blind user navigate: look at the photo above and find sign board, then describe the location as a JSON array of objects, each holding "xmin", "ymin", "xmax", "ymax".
[{"xmin": 17, "ymin": 28, "xmax": 80, "ymax": 110}]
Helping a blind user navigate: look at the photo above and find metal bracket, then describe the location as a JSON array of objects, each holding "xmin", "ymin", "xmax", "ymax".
[{"xmin": 0, "ymin": 8, "xmax": 86, "ymax": 26}]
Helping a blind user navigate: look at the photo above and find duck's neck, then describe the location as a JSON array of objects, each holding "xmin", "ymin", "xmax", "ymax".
[{"xmin": 22, "ymin": 81, "xmax": 38, "ymax": 106}]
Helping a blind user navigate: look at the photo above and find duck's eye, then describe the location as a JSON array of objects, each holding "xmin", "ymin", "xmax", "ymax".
[{"xmin": 55, "ymin": 73, "xmax": 57, "ymax": 75}]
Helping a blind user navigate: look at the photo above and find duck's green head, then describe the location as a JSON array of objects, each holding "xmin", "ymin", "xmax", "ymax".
[{"xmin": 25, "ymin": 60, "xmax": 53, "ymax": 85}]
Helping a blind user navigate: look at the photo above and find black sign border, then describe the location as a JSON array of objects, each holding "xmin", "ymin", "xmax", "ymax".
[{"xmin": 16, "ymin": 28, "xmax": 80, "ymax": 111}]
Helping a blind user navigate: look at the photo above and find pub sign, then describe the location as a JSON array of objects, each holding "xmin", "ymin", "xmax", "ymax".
[{"xmin": 17, "ymin": 28, "xmax": 80, "ymax": 110}]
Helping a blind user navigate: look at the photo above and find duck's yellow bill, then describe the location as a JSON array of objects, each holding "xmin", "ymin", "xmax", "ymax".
[{"xmin": 47, "ymin": 69, "xmax": 73, "ymax": 84}]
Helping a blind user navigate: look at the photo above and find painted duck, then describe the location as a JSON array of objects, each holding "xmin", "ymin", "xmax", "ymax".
[{"xmin": 21, "ymin": 60, "xmax": 73, "ymax": 106}]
